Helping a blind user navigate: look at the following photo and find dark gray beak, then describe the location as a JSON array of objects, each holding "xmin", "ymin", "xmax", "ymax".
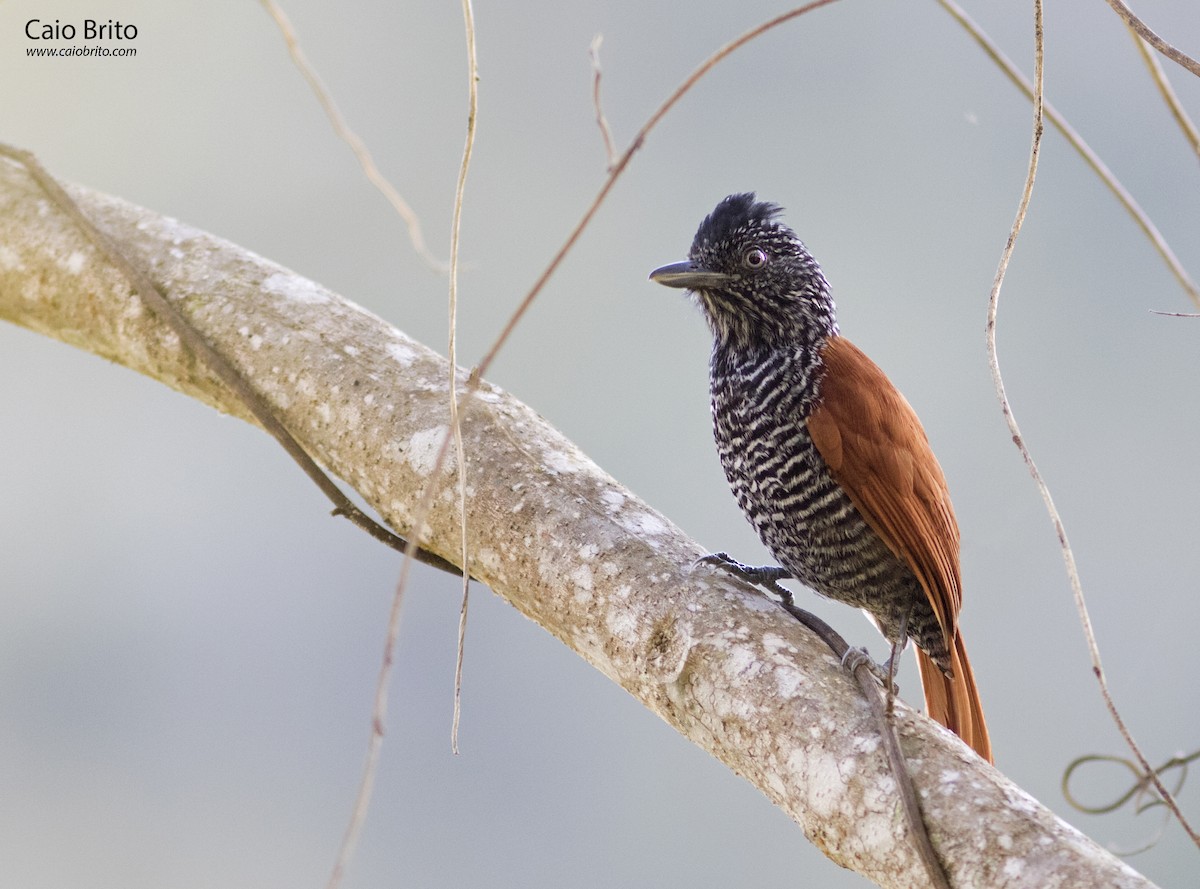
[{"xmin": 649, "ymin": 260, "xmax": 733, "ymax": 290}]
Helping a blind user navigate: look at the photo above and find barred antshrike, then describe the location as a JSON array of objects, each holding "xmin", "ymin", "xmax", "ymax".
[{"xmin": 650, "ymin": 193, "xmax": 991, "ymax": 763}]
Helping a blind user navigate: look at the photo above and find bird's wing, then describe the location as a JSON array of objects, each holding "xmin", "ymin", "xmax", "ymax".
[{"xmin": 805, "ymin": 335, "xmax": 961, "ymax": 642}]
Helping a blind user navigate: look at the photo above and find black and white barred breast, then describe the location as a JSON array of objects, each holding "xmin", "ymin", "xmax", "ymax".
[{"xmin": 709, "ymin": 340, "xmax": 951, "ymax": 670}]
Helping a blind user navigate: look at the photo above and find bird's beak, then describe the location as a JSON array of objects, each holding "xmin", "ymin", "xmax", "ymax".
[{"xmin": 649, "ymin": 260, "xmax": 733, "ymax": 290}]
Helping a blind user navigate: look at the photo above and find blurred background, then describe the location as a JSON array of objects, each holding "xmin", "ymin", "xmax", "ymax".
[{"xmin": 1, "ymin": 1, "xmax": 1197, "ymax": 886}]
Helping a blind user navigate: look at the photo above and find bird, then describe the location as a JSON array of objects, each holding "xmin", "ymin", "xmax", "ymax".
[{"xmin": 649, "ymin": 193, "xmax": 992, "ymax": 763}]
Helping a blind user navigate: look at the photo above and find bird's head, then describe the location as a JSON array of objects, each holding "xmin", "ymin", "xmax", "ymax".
[{"xmin": 650, "ymin": 193, "xmax": 837, "ymax": 349}]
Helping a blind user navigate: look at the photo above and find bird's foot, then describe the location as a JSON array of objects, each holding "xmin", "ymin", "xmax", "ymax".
[
  {"xmin": 841, "ymin": 647, "xmax": 900, "ymax": 696},
  {"xmin": 697, "ymin": 552, "xmax": 794, "ymax": 604}
]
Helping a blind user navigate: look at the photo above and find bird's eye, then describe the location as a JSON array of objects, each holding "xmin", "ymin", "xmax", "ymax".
[{"xmin": 742, "ymin": 247, "xmax": 768, "ymax": 270}]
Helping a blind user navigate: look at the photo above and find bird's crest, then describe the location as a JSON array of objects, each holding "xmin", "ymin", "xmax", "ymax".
[{"xmin": 693, "ymin": 192, "xmax": 787, "ymax": 252}]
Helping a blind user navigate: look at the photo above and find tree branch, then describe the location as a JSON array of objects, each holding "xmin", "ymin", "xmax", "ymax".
[{"xmin": 0, "ymin": 158, "xmax": 1160, "ymax": 889}]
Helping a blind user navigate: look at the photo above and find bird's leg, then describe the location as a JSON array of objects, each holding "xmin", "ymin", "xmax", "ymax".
[
  {"xmin": 697, "ymin": 551, "xmax": 794, "ymax": 604},
  {"xmin": 880, "ymin": 606, "xmax": 913, "ymax": 718}
]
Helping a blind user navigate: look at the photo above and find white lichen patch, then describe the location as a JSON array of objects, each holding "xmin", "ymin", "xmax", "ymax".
[
  {"xmin": 237, "ymin": 326, "xmax": 264, "ymax": 350},
  {"xmin": 262, "ymin": 270, "xmax": 330, "ymax": 304},
  {"xmin": 570, "ymin": 564, "xmax": 594, "ymax": 596},
  {"xmin": 615, "ymin": 508, "xmax": 671, "ymax": 539},
  {"xmin": 137, "ymin": 213, "xmax": 196, "ymax": 246},
  {"xmin": 600, "ymin": 489, "xmax": 625, "ymax": 512},
  {"xmin": 853, "ymin": 800, "xmax": 897, "ymax": 857},
  {"xmin": 763, "ymin": 636, "xmax": 807, "ymax": 698},
  {"xmin": 406, "ymin": 426, "xmax": 449, "ymax": 476},
  {"xmin": 0, "ymin": 244, "xmax": 24, "ymax": 271},
  {"xmin": 604, "ymin": 608, "xmax": 639, "ymax": 645},
  {"xmin": 122, "ymin": 292, "xmax": 144, "ymax": 319},
  {"xmin": 1002, "ymin": 858, "xmax": 1026, "ymax": 878},
  {"xmin": 799, "ymin": 749, "xmax": 852, "ymax": 819},
  {"xmin": 471, "ymin": 385, "xmax": 503, "ymax": 404},
  {"xmin": 386, "ymin": 340, "xmax": 417, "ymax": 368},
  {"xmin": 724, "ymin": 646, "xmax": 762, "ymax": 680},
  {"xmin": 157, "ymin": 329, "xmax": 181, "ymax": 353},
  {"xmin": 577, "ymin": 543, "xmax": 600, "ymax": 561},
  {"xmin": 763, "ymin": 768, "xmax": 789, "ymax": 800},
  {"xmin": 736, "ymin": 593, "xmax": 779, "ymax": 614},
  {"xmin": 761, "ymin": 634, "xmax": 797, "ymax": 656},
  {"xmin": 939, "ymin": 768, "xmax": 964, "ymax": 787},
  {"xmin": 64, "ymin": 250, "xmax": 87, "ymax": 275},
  {"xmin": 475, "ymin": 547, "xmax": 502, "ymax": 575},
  {"xmin": 543, "ymin": 446, "xmax": 592, "ymax": 476},
  {"xmin": 340, "ymin": 402, "xmax": 362, "ymax": 430}
]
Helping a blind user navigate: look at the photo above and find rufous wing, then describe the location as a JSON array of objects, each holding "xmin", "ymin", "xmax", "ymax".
[{"xmin": 807, "ymin": 335, "xmax": 992, "ymax": 762}]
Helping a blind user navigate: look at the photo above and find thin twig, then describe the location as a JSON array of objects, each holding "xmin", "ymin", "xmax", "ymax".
[
  {"xmin": 1063, "ymin": 749, "xmax": 1200, "ymax": 816},
  {"xmin": 977, "ymin": 2, "xmax": 1200, "ymax": 851},
  {"xmin": 325, "ymin": 574, "xmax": 408, "ymax": 889},
  {"xmin": 937, "ymin": 0, "xmax": 1200, "ymax": 308},
  {"xmin": 1128, "ymin": 28, "xmax": 1200, "ymax": 162},
  {"xmin": 1102, "ymin": 0, "xmax": 1200, "ymax": 78},
  {"xmin": 259, "ymin": 0, "xmax": 447, "ymax": 273},
  {"xmin": 0, "ymin": 143, "xmax": 460, "ymax": 579},
  {"xmin": 449, "ymin": 0, "xmax": 480, "ymax": 757},
  {"xmin": 589, "ymin": 35, "xmax": 619, "ymax": 169},
  {"xmin": 326, "ymin": 2, "xmax": 481, "ymax": 881},
  {"xmin": 472, "ymin": 0, "xmax": 841, "ymax": 384},
  {"xmin": 1063, "ymin": 749, "xmax": 1199, "ymax": 855}
]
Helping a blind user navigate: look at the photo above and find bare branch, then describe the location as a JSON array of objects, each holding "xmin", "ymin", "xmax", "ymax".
[
  {"xmin": 1102, "ymin": 0, "xmax": 1200, "ymax": 78},
  {"xmin": 0, "ymin": 160, "xmax": 1163, "ymax": 889},
  {"xmin": 589, "ymin": 35, "xmax": 619, "ymax": 169},
  {"xmin": 1128, "ymin": 28, "xmax": 1200, "ymax": 162}
]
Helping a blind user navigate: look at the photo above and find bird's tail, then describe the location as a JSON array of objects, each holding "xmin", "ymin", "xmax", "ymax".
[{"xmin": 917, "ymin": 630, "xmax": 992, "ymax": 763}]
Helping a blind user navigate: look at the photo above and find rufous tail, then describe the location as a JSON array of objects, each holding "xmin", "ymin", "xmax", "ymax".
[{"xmin": 916, "ymin": 630, "xmax": 992, "ymax": 763}]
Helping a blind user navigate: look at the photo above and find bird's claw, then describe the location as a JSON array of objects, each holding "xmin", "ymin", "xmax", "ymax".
[
  {"xmin": 696, "ymin": 552, "xmax": 794, "ymax": 605},
  {"xmin": 840, "ymin": 647, "xmax": 899, "ymax": 695}
]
